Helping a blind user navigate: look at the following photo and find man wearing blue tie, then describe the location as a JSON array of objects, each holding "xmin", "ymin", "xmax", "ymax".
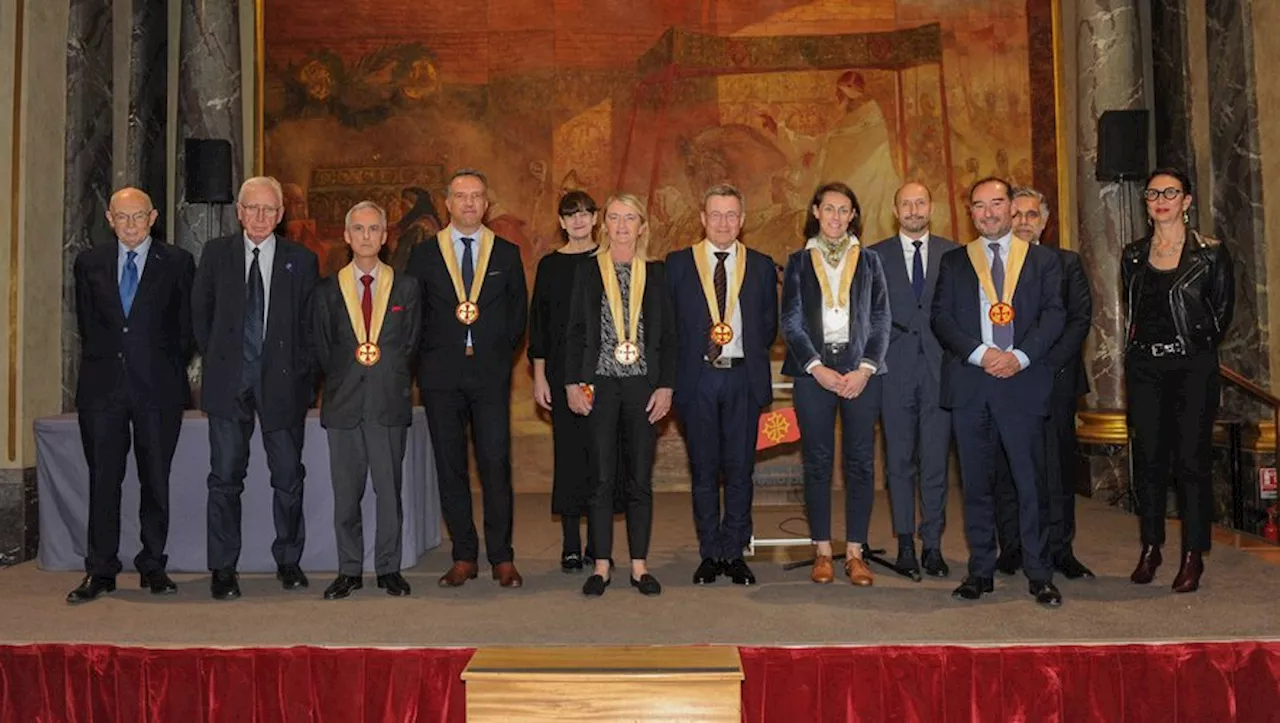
[{"xmin": 931, "ymin": 177, "xmax": 1066, "ymax": 608}]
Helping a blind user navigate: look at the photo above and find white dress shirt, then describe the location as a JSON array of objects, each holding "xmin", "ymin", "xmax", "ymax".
[
  {"xmin": 966, "ymin": 231, "xmax": 1029, "ymax": 369},
  {"xmin": 703, "ymin": 241, "xmax": 745, "ymax": 359},
  {"xmin": 898, "ymin": 231, "xmax": 930, "ymax": 283},
  {"xmin": 117, "ymin": 236, "xmax": 153, "ymax": 283},
  {"xmin": 244, "ymin": 233, "xmax": 276, "ymax": 333},
  {"xmin": 806, "ymin": 237, "xmax": 855, "ymax": 346}
]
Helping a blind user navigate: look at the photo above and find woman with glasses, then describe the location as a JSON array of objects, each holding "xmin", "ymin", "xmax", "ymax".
[
  {"xmin": 564, "ymin": 193, "xmax": 676, "ymax": 597},
  {"xmin": 1122, "ymin": 167, "xmax": 1234, "ymax": 593}
]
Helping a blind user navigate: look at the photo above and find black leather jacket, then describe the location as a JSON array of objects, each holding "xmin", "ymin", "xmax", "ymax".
[{"xmin": 1122, "ymin": 231, "xmax": 1234, "ymax": 354}]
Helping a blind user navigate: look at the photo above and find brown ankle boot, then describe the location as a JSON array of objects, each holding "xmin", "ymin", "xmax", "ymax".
[
  {"xmin": 1171, "ymin": 550, "xmax": 1203, "ymax": 593},
  {"xmin": 1130, "ymin": 545, "xmax": 1162, "ymax": 584}
]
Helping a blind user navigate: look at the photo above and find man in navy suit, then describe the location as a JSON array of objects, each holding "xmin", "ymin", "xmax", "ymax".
[
  {"xmin": 67, "ymin": 187, "xmax": 195, "ymax": 604},
  {"xmin": 931, "ymin": 177, "xmax": 1066, "ymax": 607},
  {"xmin": 666, "ymin": 184, "xmax": 778, "ymax": 585},
  {"xmin": 867, "ymin": 182, "xmax": 957, "ymax": 580}
]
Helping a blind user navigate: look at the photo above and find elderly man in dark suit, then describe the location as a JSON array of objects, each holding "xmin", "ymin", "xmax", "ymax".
[
  {"xmin": 193, "ymin": 175, "xmax": 320, "ymax": 600},
  {"xmin": 311, "ymin": 201, "xmax": 421, "ymax": 600},
  {"xmin": 991, "ymin": 188, "xmax": 1095, "ymax": 580},
  {"xmin": 67, "ymin": 187, "xmax": 195, "ymax": 604},
  {"xmin": 867, "ymin": 182, "xmax": 958, "ymax": 580},
  {"xmin": 931, "ymin": 177, "xmax": 1066, "ymax": 608}
]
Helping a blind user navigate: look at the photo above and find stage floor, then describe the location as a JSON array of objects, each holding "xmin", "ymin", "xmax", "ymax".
[{"xmin": 2, "ymin": 492, "xmax": 1278, "ymax": 649}]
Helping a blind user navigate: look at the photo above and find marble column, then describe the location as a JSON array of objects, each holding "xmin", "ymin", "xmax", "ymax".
[
  {"xmin": 1151, "ymin": 1, "xmax": 1197, "ymax": 177},
  {"xmin": 174, "ymin": 0, "xmax": 243, "ymax": 259},
  {"xmin": 1073, "ymin": 0, "xmax": 1144, "ymax": 498},
  {"xmin": 125, "ymin": 0, "xmax": 169, "ymax": 232}
]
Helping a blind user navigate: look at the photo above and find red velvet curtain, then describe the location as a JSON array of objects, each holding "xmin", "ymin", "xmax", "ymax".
[
  {"xmin": 741, "ymin": 642, "xmax": 1280, "ymax": 722},
  {"xmin": 0, "ymin": 645, "xmax": 473, "ymax": 722}
]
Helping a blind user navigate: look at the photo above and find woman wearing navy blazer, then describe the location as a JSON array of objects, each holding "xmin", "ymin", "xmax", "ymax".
[{"xmin": 781, "ymin": 182, "xmax": 891, "ymax": 587}]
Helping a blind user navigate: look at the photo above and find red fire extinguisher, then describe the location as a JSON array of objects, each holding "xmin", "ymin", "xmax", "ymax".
[{"xmin": 1263, "ymin": 504, "xmax": 1279, "ymax": 543}]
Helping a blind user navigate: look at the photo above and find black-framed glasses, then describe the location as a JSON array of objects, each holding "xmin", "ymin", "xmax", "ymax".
[{"xmin": 1143, "ymin": 187, "xmax": 1184, "ymax": 201}]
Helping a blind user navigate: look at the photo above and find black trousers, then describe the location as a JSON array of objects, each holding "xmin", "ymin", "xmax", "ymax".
[
  {"xmin": 1126, "ymin": 351, "xmax": 1219, "ymax": 552},
  {"xmin": 994, "ymin": 390, "xmax": 1080, "ymax": 562},
  {"xmin": 206, "ymin": 387, "xmax": 307, "ymax": 572},
  {"xmin": 78, "ymin": 403, "xmax": 183, "ymax": 577},
  {"xmin": 422, "ymin": 366, "xmax": 514, "ymax": 566},
  {"xmin": 588, "ymin": 376, "xmax": 656, "ymax": 561}
]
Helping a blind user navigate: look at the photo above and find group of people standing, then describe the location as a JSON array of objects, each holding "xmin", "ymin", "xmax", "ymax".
[{"xmin": 67, "ymin": 164, "xmax": 1233, "ymax": 609}]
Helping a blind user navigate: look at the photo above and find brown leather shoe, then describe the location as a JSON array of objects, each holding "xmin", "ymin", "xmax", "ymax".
[
  {"xmin": 845, "ymin": 556, "xmax": 874, "ymax": 586},
  {"xmin": 811, "ymin": 555, "xmax": 835, "ymax": 584},
  {"xmin": 1171, "ymin": 550, "xmax": 1204, "ymax": 593},
  {"xmin": 1129, "ymin": 545, "xmax": 1162, "ymax": 585},
  {"xmin": 493, "ymin": 561, "xmax": 523, "ymax": 588},
  {"xmin": 438, "ymin": 560, "xmax": 479, "ymax": 588}
]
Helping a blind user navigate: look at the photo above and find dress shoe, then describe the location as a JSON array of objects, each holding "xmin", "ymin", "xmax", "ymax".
[
  {"xmin": 631, "ymin": 573, "xmax": 662, "ymax": 596},
  {"xmin": 896, "ymin": 541, "xmax": 922, "ymax": 582},
  {"xmin": 811, "ymin": 554, "xmax": 835, "ymax": 584},
  {"xmin": 493, "ymin": 561, "xmax": 523, "ymax": 588},
  {"xmin": 561, "ymin": 551, "xmax": 584, "ymax": 573},
  {"xmin": 323, "ymin": 574, "xmax": 363, "ymax": 600},
  {"xmin": 693, "ymin": 557, "xmax": 722, "ymax": 584},
  {"xmin": 1054, "ymin": 555, "xmax": 1096, "ymax": 580},
  {"xmin": 139, "ymin": 570, "xmax": 177, "ymax": 595},
  {"xmin": 211, "ymin": 570, "xmax": 241, "ymax": 600},
  {"xmin": 1029, "ymin": 580, "xmax": 1063, "ymax": 608},
  {"xmin": 66, "ymin": 575, "xmax": 115, "ymax": 604},
  {"xmin": 377, "ymin": 572, "xmax": 411, "ymax": 597},
  {"xmin": 995, "ymin": 549, "xmax": 1022, "ymax": 576},
  {"xmin": 922, "ymin": 548, "xmax": 950, "ymax": 578},
  {"xmin": 952, "ymin": 576, "xmax": 994, "ymax": 601},
  {"xmin": 438, "ymin": 560, "xmax": 479, "ymax": 587},
  {"xmin": 582, "ymin": 574, "xmax": 610, "ymax": 596},
  {"xmin": 724, "ymin": 558, "xmax": 756, "ymax": 586},
  {"xmin": 845, "ymin": 556, "xmax": 874, "ymax": 587},
  {"xmin": 277, "ymin": 564, "xmax": 309, "ymax": 590},
  {"xmin": 1171, "ymin": 551, "xmax": 1204, "ymax": 593},
  {"xmin": 1129, "ymin": 545, "xmax": 1162, "ymax": 585}
]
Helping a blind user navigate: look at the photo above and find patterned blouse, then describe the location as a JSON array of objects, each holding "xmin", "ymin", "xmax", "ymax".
[{"xmin": 595, "ymin": 260, "xmax": 648, "ymax": 378}]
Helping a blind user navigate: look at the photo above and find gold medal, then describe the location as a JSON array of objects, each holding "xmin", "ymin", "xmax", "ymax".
[
  {"xmin": 710, "ymin": 322, "xmax": 734, "ymax": 345},
  {"xmin": 691, "ymin": 240, "xmax": 747, "ymax": 351},
  {"xmin": 455, "ymin": 300, "xmax": 479, "ymax": 325},
  {"xmin": 989, "ymin": 302, "xmax": 1015, "ymax": 325},
  {"xmin": 356, "ymin": 341, "xmax": 381, "ymax": 366},
  {"xmin": 966, "ymin": 237, "xmax": 1029, "ymax": 324},
  {"xmin": 614, "ymin": 341, "xmax": 640, "ymax": 365}
]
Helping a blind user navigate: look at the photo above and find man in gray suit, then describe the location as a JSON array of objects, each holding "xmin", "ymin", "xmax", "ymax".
[
  {"xmin": 868, "ymin": 182, "xmax": 958, "ymax": 579},
  {"xmin": 310, "ymin": 201, "xmax": 422, "ymax": 599}
]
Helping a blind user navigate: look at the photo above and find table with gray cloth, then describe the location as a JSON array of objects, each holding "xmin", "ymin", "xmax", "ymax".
[{"xmin": 36, "ymin": 408, "xmax": 440, "ymax": 573}]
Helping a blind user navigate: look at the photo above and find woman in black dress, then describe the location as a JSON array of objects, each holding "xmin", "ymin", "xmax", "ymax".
[{"xmin": 530, "ymin": 191, "xmax": 600, "ymax": 572}]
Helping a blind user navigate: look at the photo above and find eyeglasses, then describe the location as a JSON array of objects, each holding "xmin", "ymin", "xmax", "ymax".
[
  {"xmin": 110, "ymin": 211, "xmax": 152, "ymax": 225},
  {"xmin": 706, "ymin": 211, "xmax": 742, "ymax": 224},
  {"xmin": 1143, "ymin": 187, "xmax": 1184, "ymax": 201},
  {"xmin": 239, "ymin": 203, "xmax": 281, "ymax": 217}
]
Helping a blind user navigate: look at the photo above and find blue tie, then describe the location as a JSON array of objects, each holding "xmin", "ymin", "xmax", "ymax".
[
  {"xmin": 120, "ymin": 250, "xmax": 139, "ymax": 316},
  {"xmin": 460, "ymin": 237, "xmax": 475, "ymax": 295},
  {"xmin": 911, "ymin": 240, "xmax": 925, "ymax": 301},
  {"xmin": 989, "ymin": 242, "xmax": 1013, "ymax": 350}
]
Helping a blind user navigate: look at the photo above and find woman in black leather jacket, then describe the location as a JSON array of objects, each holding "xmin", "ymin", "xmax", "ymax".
[{"xmin": 1121, "ymin": 167, "xmax": 1234, "ymax": 594}]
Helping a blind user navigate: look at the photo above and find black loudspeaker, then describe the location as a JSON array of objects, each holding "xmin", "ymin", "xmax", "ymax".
[
  {"xmin": 1096, "ymin": 110, "xmax": 1149, "ymax": 181},
  {"xmin": 184, "ymin": 138, "xmax": 235, "ymax": 203}
]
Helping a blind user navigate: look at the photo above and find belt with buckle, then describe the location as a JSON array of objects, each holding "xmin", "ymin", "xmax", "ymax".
[
  {"xmin": 1140, "ymin": 340, "xmax": 1185, "ymax": 357},
  {"xmin": 823, "ymin": 343, "xmax": 848, "ymax": 357},
  {"xmin": 707, "ymin": 356, "xmax": 744, "ymax": 369}
]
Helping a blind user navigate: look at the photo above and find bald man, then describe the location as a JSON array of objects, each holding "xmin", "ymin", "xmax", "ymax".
[
  {"xmin": 68, "ymin": 188, "xmax": 196, "ymax": 603},
  {"xmin": 867, "ymin": 182, "xmax": 958, "ymax": 580}
]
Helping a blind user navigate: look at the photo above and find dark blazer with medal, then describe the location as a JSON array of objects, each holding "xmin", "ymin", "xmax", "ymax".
[
  {"xmin": 564, "ymin": 258, "xmax": 677, "ymax": 390},
  {"xmin": 310, "ymin": 262, "xmax": 421, "ymax": 429}
]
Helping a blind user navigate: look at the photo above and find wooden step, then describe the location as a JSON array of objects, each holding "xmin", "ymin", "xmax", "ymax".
[{"xmin": 462, "ymin": 646, "xmax": 743, "ymax": 722}]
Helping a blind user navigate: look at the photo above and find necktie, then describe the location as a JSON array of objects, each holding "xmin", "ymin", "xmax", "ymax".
[
  {"xmin": 708, "ymin": 251, "xmax": 729, "ymax": 362},
  {"xmin": 911, "ymin": 240, "xmax": 925, "ymax": 301},
  {"xmin": 460, "ymin": 237, "xmax": 475, "ymax": 296},
  {"xmin": 989, "ymin": 242, "xmax": 1013, "ymax": 350},
  {"xmin": 244, "ymin": 247, "xmax": 264, "ymax": 363},
  {"xmin": 361, "ymin": 274, "xmax": 374, "ymax": 340},
  {"xmin": 120, "ymin": 250, "xmax": 139, "ymax": 316}
]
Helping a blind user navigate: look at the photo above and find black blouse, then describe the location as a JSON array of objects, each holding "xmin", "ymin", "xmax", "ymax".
[
  {"xmin": 528, "ymin": 248, "xmax": 597, "ymax": 385},
  {"xmin": 1133, "ymin": 262, "xmax": 1179, "ymax": 345}
]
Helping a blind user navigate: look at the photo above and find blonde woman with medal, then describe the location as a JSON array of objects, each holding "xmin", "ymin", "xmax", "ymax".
[
  {"xmin": 405, "ymin": 169, "xmax": 528, "ymax": 589},
  {"xmin": 310, "ymin": 201, "xmax": 422, "ymax": 599},
  {"xmin": 780, "ymin": 182, "xmax": 890, "ymax": 587},
  {"xmin": 564, "ymin": 193, "xmax": 677, "ymax": 597},
  {"xmin": 931, "ymin": 177, "xmax": 1066, "ymax": 608}
]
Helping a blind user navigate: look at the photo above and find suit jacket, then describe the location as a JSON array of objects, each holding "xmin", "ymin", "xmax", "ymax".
[
  {"xmin": 192, "ymin": 233, "xmax": 319, "ymax": 430},
  {"xmin": 1040, "ymin": 247, "xmax": 1091, "ymax": 398},
  {"xmin": 930, "ymin": 240, "xmax": 1065, "ymax": 415},
  {"xmin": 780, "ymin": 244, "xmax": 891, "ymax": 377},
  {"xmin": 664, "ymin": 244, "xmax": 778, "ymax": 411},
  {"xmin": 868, "ymin": 233, "xmax": 957, "ymax": 392},
  {"xmin": 404, "ymin": 229, "xmax": 527, "ymax": 389},
  {"xmin": 310, "ymin": 265, "xmax": 422, "ymax": 429},
  {"xmin": 564, "ymin": 258, "xmax": 677, "ymax": 390},
  {"xmin": 74, "ymin": 239, "xmax": 195, "ymax": 411}
]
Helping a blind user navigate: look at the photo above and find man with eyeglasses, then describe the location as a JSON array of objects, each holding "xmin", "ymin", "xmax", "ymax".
[
  {"xmin": 67, "ymin": 187, "xmax": 196, "ymax": 604},
  {"xmin": 192, "ymin": 175, "xmax": 319, "ymax": 600},
  {"xmin": 664, "ymin": 184, "xmax": 778, "ymax": 586}
]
